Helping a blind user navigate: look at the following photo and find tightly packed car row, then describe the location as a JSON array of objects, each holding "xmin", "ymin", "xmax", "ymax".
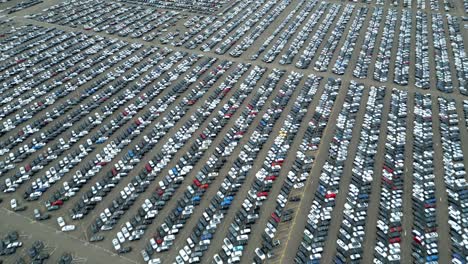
[
  {"xmin": 374, "ymin": 89, "xmax": 408, "ymax": 264},
  {"xmin": 121, "ymin": 0, "xmax": 229, "ymax": 14},
  {"xmin": 367, "ymin": 0, "xmax": 453, "ymax": 10},
  {"xmin": 29, "ymin": 0, "xmax": 468, "ymax": 94},
  {"xmin": 30, "ymin": 0, "xmax": 183, "ymax": 39},
  {"xmin": 211, "ymin": 74, "xmax": 322, "ymax": 264},
  {"xmin": 246, "ymin": 77, "xmax": 341, "ymax": 264},
  {"xmin": 411, "ymin": 94, "xmax": 440, "ymax": 263},
  {"xmin": 333, "ymin": 86, "xmax": 386, "ymax": 264},
  {"xmin": 94, "ymin": 62, "xmax": 254, "ymax": 254},
  {"xmin": 436, "ymin": 97, "xmax": 467, "ymax": 264},
  {"xmin": 168, "ymin": 71, "xmax": 304, "ymax": 264},
  {"xmin": 2, "ymin": 0, "xmax": 42, "ymax": 14},
  {"xmin": 464, "ymin": 101, "xmax": 468, "ymax": 128},
  {"xmin": 141, "ymin": 67, "xmax": 287, "ymax": 263},
  {"xmin": 296, "ymin": 80, "xmax": 365, "ymax": 263}
]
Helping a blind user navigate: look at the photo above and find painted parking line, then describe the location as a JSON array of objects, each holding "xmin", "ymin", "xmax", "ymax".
[{"xmin": 49, "ymin": 246, "xmax": 57, "ymax": 256}]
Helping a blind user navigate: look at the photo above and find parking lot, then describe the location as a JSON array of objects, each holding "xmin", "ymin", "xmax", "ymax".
[{"xmin": 0, "ymin": 0, "xmax": 467, "ymax": 263}]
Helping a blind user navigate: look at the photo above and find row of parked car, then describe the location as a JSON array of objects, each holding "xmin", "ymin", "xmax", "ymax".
[
  {"xmin": 393, "ymin": 10, "xmax": 411, "ymax": 86},
  {"xmin": 3, "ymin": 41, "xmax": 150, "ymax": 194},
  {"xmin": 247, "ymin": 76, "xmax": 341, "ymax": 263},
  {"xmin": 431, "ymin": 13, "xmax": 454, "ymax": 93},
  {"xmin": 331, "ymin": 6, "xmax": 368, "ymax": 75},
  {"xmin": 374, "ymin": 89, "xmax": 408, "ymax": 264},
  {"xmin": 295, "ymin": 3, "xmax": 341, "ymax": 69},
  {"xmin": 164, "ymin": 72, "xmax": 302, "ymax": 264},
  {"xmin": 464, "ymin": 101, "xmax": 468, "ymax": 128},
  {"xmin": 60, "ymin": 52, "xmax": 211, "ymax": 217},
  {"xmin": 138, "ymin": 68, "xmax": 284, "ymax": 263},
  {"xmin": 25, "ymin": 0, "xmax": 465, "ymax": 93},
  {"xmin": 95, "ymin": 63, "xmax": 253, "ymax": 253},
  {"xmin": 445, "ymin": 15, "xmax": 468, "ymax": 95},
  {"xmin": 437, "ymin": 97, "xmax": 467, "ymax": 264},
  {"xmin": 279, "ymin": 1, "xmax": 327, "ymax": 65},
  {"xmin": 372, "ymin": 8, "xmax": 397, "ymax": 83},
  {"xmin": 229, "ymin": 0, "xmax": 292, "ymax": 58},
  {"xmin": 33, "ymin": 0, "xmax": 182, "ymax": 40},
  {"xmin": 3, "ymin": 0, "xmax": 42, "ymax": 14},
  {"xmin": 260, "ymin": 0, "xmax": 317, "ymax": 63},
  {"xmin": 313, "ymin": 4, "xmax": 360, "ymax": 72},
  {"xmin": 352, "ymin": 7, "xmax": 383, "ymax": 79},
  {"xmin": 1, "ymin": 8, "xmax": 467, "ymax": 264},
  {"xmin": 415, "ymin": 11, "xmax": 430, "ymax": 89},
  {"xmin": 0, "ymin": 30, "xmax": 108, "ymax": 134},
  {"xmin": 187, "ymin": 0, "xmax": 248, "ymax": 50},
  {"xmin": 88, "ymin": 56, "xmax": 226, "ymax": 231},
  {"xmin": 1, "ymin": 29, "xmax": 143, "ymax": 187},
  {"xmin": 334, "ymin": 86, "xmax": 386, "ymax": 264},
  {"xmin": 215, "ymin": 0, "xmax": 283, "ymax": 56},
  {"xmin": 213, "ymin": 74, "xmax": 321, "ymax": 264},
  {"xmin": 411, "ymin": 93, "xmax": 440, "ymax": 263},
  {"xmin": 296, "ymin": 80, "xmax": 365, "ymax": 263},
  {"xmin": 123, "ymin": 0, "xmax": 227, "ymax": 14}
]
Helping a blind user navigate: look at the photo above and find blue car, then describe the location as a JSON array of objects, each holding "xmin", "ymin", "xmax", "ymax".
[
  {"xmin": 201, "ymin": 234, "xmax": 212, "ymax": 240},
  {"xmin": 221, "ymin": 201, "xmax": 231, "ymax": 207}
]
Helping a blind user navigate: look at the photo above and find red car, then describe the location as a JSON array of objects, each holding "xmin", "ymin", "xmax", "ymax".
[
  {"xmin": 200, "ymin": 184, "xmax": 209, "ymax": 189},
  {"xmin": 390, "ymin": 226, "xmax": 402, "ymax": 233},
  {"xmin": 265, "ymin": 176, "xmax": 277, "ymax": 181},
  {"xmin": 145, "ymin": 163, "xmax": 152, "ymax": 172},
  {"xmin": 257, "ymin": 192, "xmax": 268, "ymax": 197},
  {"xmin": 155, "ymin": 188, "xmax": 164, "ymax": 196},
  {"xmin": 271, "ymin": 213, "xmax": 280, "ymax": 223},
  {"xmin": 325, "ymin": 193, "xmax": 336, "ymax": 199},
  {"xmin": 389, "ymin": 237, "xmax": 401, "ymax": 244},
  {"xmin": 51, "ymin": 200, "xmax": 63, "ymax": 206},
  {"xmin": 193, "ymin": 179, "xmax": 201, "ymax": 187},
  {"xmin": 383, "ymin": 165, "xmax": 394, "ymax": 173}
]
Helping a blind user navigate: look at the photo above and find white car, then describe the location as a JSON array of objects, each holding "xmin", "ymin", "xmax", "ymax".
[
  {"xmin": 122, "ymin": 227, "xmax": 130, "ymax": 238},
  {"xmin": 112, "ymin": 238, "xmax": 121, "ymax": 251},
  {"xmin": 255, "ymin": 248, "xmax": 265, "ymax": 260},
  {"xmin": 213, "ymin": 254, "xmax": 223, "ymax": 264},
  {"xmin": 62, "ymin": 225, "xmax": 76, "ymax": 232},
  {"xmin": 117, "ymin": 232, "xmax": 125, "ymax": 243},
  {"xmin": 179, "ymin": 249, "xmax": 189, "ymax": 261},
  {"xmin": 10, "ymin": 199, "xmax": 17, "ymax": 209},
  {"xmin": 6, "ymin": 241, "xmax": 22, "ymax": 249},
  {"xmin": 57, "ymin": 217, "xmax": 66, "ymax": 227}
]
